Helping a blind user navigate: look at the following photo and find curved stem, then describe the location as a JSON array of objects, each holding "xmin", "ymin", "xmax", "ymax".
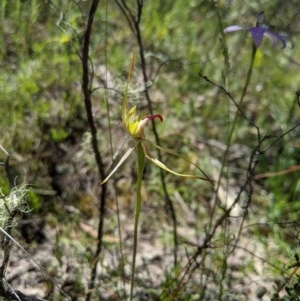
[
  {"xmin": 223, "ymin": 43, "xmax": 257, "ymax": 174},
  {"xmin": 130, "ymin": 142, "xmax": 145, "ymax": 301},
  {"xmin": 209, "ymin": 44, "xmax": 257, "ymax": 229},
  {"xmin": 227, "ymin": 43, "xmax": 257, "ymax": 156}
]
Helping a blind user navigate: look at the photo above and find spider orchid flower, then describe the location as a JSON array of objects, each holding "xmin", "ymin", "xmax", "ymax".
[
  {"xmin": 101, "ymin": 56, "xmax": 213, "ymax": 185},
  {"xmin": 224, "ymin": 11, "xmax": 286, "ymax": 49},
  {"xmin": 101, "ymin": 102, "xmax": 213, "ymax": 184},
  {"xmin": 123, "ymin": 105, "xmax": 163, "ymax": 139}
]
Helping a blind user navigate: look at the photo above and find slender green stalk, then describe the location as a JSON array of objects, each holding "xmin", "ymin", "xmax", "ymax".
[
  {"xmin": 209, "ymin": 44, "xmax": 257, "ymax": 228},
  {"xmin": 230, "ymin": 44, "xmax": 257, "ymax": 135},
  {"xmin": 130, "ymin": 142, "xmax": 145, "ymax": 301}
]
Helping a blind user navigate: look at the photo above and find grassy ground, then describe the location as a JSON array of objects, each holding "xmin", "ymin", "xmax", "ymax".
[{"xmin": 1, "ymin": 0, "xmax": 300, "ymax": 300}]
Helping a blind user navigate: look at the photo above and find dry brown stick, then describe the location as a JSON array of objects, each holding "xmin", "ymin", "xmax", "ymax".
[{"xmin": 80, "ymin": 1, "xmax": 109, "ymax": 301}]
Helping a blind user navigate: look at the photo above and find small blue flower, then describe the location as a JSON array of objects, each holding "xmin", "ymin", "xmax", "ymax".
[{"xmin": 224, "ymin": 11, "xmax": 286, "ymax": 49}]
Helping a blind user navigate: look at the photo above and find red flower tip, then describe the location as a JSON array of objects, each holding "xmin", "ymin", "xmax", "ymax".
[{"xmin": 146, "ymin": 114, "xmax": 163, "ymax": 122}]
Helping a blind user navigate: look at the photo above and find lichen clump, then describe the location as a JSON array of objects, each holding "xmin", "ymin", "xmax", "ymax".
[{"xmin": 0, "ymin": 187, "xmax": 28, "ymax": 246}]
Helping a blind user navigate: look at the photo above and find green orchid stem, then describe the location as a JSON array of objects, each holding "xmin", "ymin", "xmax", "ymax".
[
  {"xmin": 227, "ymin": 43, "xmax": 257, "ymax": 145},
  {"xmin": 211, "ymin": 44, "xmax": 257, "ymax": 224},
  {"xmin": 130, "ymin": 142, "xmax": 145, "ymax": 301}
]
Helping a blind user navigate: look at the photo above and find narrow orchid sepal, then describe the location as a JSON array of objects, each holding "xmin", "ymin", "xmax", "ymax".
[
  {"xmin": 264, "ymin": 30, "xmax": 286, "ymax": 49},
  {"xmin": 144, "ymin": 151, "xmax": 199, "ymax": 179},
  {"xmin": 100, "ymin": 143, "xmax": 137, "ymax": 185},
  {"xmin": 223, "ymin": 12, "xmax": 286, "ymax": 49},
  {"xmin": 142, "ymin": 141, "xmax": 214, "ymax": 182},
  {"xmin": 148, "ymin": 140, "xmax": 214, "ymax": 183},
  {"xmin": 223, "ymin": 25, "xmax": 246, "ymax": 33},
  {"xmin": 122, "ymin": 51, "xmax": 136, "ymax": 129}
]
